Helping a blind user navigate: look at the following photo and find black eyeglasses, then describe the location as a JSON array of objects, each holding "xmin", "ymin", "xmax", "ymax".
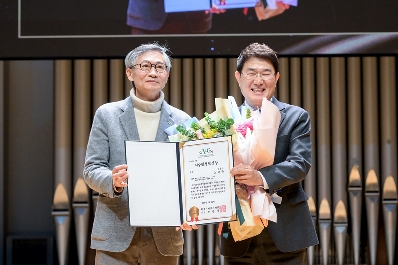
[
  {"xmin": 241, "ymin": 71, "xmax": 275, "ymax": 81},
  {"xmin": 131, "ymin": 61, "xmax": 168, "ymax": 73}
]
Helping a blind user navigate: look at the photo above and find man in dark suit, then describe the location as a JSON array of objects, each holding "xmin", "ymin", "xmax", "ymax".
[{"xmin": 220, "ymin": 43, "xmax": 318, "ymax": 264}]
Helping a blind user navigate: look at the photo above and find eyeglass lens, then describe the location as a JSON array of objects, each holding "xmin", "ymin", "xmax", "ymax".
[
  {"xmin": 243, "ymin": 71, "xmax": 274, "ymax": 80},
  {"xmin": 135, "ymin": 61, "xmax": 166, "ymax": 73}
]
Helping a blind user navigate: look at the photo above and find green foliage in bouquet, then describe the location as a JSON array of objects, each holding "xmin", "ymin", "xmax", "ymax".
[
  {"xmin": 176, "ymin": 112, "xmax": 234, "ymax": 141},
  {"xmin": 204, "ymin": 113, "xmax": 234, "ymax": 137},
  {"xmin": 245, "ymin": 108, "xmax": 252, "ymax": 119},
  {"xmin": 176, "ymin": 125, "xmax": 197, "ymax": 139}
]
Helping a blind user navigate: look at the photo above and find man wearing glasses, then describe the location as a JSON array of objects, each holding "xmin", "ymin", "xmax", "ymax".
[
  {"xmin": 84, "ymin": 42, "xmax": 197, "ymax": 264},
  {"xmin": 220, "ymin": 43, "xmax": 318, "ymax": 264}
]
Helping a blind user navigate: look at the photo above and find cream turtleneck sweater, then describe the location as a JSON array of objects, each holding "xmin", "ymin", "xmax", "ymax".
[{"xmin": 130, "ymin": 88, "xmax": 163, "ymax": 141}]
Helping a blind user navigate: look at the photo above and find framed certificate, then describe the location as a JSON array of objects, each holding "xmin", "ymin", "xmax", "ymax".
[{"xmin": 125, "ymin": 136, "xmax": 236, "ymax": 226}]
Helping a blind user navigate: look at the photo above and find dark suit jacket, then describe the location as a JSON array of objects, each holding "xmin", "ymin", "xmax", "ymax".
[
  {"xmin": 83, "ymin": 96, "xmax": 190, "ymax": 254},
  {"xmin": 220, "ymin": 97, "xmax": 319, "ymax": 256}
]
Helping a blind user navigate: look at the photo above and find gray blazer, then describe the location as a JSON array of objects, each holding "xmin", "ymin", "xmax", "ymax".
[
  {"xmin": 220, "ymin": 97, "xmax": 319, "ymax": 256},
  {"xmin": 83, "ymin": 96, "xmax": 190, "ymax": 254}
]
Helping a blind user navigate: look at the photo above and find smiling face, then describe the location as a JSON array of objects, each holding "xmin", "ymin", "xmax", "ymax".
[
  {"xmin": 235, "ymin": 57, "xmax": 280, "ymax": 108},
  {"xmin": 125, "ymin": 51, "xmax": 170, "ymax": 101}
]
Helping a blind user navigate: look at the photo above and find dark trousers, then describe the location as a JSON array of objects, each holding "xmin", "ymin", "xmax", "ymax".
[
  {"xmin": 95, "ymin": 227, "xmax": 178, "ymax": 265},
  {"xmin": 224, "ymin": 228, "xmax": 307, "ymax": 265}
]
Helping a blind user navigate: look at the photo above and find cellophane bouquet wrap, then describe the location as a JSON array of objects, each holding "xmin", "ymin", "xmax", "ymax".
[{"xmin": 216, "ymin": 96, "xmax": 281, "ymax": 241}]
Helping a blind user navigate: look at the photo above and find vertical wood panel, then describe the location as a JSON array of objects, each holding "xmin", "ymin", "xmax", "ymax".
[
  {"xmin": 93, "ymin": 60, "xmax": 109, "ymax": 111},
  {"xmin": 290, "ymin": 57, "xmax": 301, "ymax": 106},
  {"xmin": 163, "ymin": 62, "xmax": 171, "ymax": 103},
  {"xmin": 316, "ymin": 57, "xmax": 332, "ymax": 204},
  {"xmin": 215, "ymin": 58, "xmax": 228, "ymax": 98},
  {"xmin": 331, "ymin": 57, "xmax": 347, "ymax": 208},
  {"xmin": 347, "ymin": 57, "xmax": 363, "ymax": 173},
  {"xmin": 379, "ymin": 57, "xmax": 396, "ymax": 265},
  {"xmin": 0, "ymin": 60, "xmax": 3, "ymax": 261},
  {"xmin": 363, "ymin": 56, "xmax": 381, "ymax": 265},
  {"xmin": 316, "ymin": 57, "xmax": 332, "ymax": 265},
  {"xmin": 302, "ymin": 58, "xmax": 317, "ymax": 202},
  {"xmin": 53, "ymin": 60, "xmax": 73, "ymax": 265},
  {"xmin": 170, "ymin": 58, "xmax": 182, "ymax": 109},
  {"xmin": 380, "ymin": 57, "xmax": 397, "ymax": 185},
  {"xmin": 302, "ymin": 57, "xmax": 318, "ymax": 265},
  {"xmin": 109, "ymin": 59, "xmax": 124, "ymax": 102},
  {"xmin": 278, "ymin": 57, "xmax": 289, "ymax": 102},
  {"xmin": 363, "ymin": 57, "xmax": 380, "ymax": 176},
  {"xmin": 73, "ymin": 60, "xmax": 91, "ymax": 183},
  {"xmin": 194, "ymin": 58, "xmax": 205, "ymax": 118},
  {"xmin": 228, "ymin": 58, "xmax": 242, "ymax": 106},
  {"xmin": 379, "ymin": 55, "xmax": 397, "ymax": 265},
  {"xmin": 124, "ymin": 65, "xmax": 131, "ymax": 98},
  {"xmin": 205, "ymin": 59, "xmax": 215, "ymax": 112},
  {"xmin": 183, "ymin": 58, "xmax": 194, "ymax": 116},
  {"xmin": 73, "ymin": 59, "xmax": 92, "ymax": 265},
  {"xmin": 347, "ymin": 57, "xmax": 363, "ymax": 265},
  {"xmin": 331, "ymin": 57, "xmax": 348, "ymax": 265},
  {"xmin": 54, "ymin": 60, "xmax": 73, "ymax": 196}
]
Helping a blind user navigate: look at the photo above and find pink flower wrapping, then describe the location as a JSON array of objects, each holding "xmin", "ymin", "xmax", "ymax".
[
  {"xmin": 234, "ymin": 118, "xmax": 254, "ymax": 137},
  {"xmin": 216, "ymin": 96, "xmax": 281, "ymax": 241}
]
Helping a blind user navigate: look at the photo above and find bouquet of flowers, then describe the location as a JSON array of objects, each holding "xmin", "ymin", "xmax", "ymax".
[
  {"xmin": 167, "ymin": 97, "xmax": 238, "ymax": 143},
  {"xmin": 166, "ymin": 96, "xmax": 281, "ymax": 241},
  {"xmin": 215, "ymin": 96, "xmax": 281, "ymax": 241}
]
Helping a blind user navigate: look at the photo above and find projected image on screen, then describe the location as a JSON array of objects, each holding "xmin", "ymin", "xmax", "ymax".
[{"xmin": 1, "ymin": 0, "xmax": 398, "ymax": 58}]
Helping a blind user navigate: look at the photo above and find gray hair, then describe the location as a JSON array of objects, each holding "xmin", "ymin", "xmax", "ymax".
[{"xmin": 124, "ymin": 42, "xmax": 172, "ymax": 71}]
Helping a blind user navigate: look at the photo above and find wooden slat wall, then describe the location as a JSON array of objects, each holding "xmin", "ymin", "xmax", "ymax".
[
  {"xmin": 347, "ymin": 57, "xmax": 363, "ymax": 265},
  {"xmin": 380, "ymin": 57, "xmax": 398, "ymax": 265},
  {"xmin": 53, "ymin": 55, "xmax": 397, "ymax": 265},
  {"xmin": 0, "ymin": 60, "xmax": 5, "ymax": 265},
  {"xmin": 53, "ymin": 60, "xmax": 73, "ymax": 265}
]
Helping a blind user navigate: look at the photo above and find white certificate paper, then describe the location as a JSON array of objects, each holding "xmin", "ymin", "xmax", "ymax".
[
  {"xmin": 125, "ymin": 137, "xmax": 236, "ymax": 227},
  {"xmin": 164, "ymin": 0, "xmax": 210, "ymax": 13},
  {"xmin": 212, "ymin": 0, "xmax": 258, "ymax": 9}
]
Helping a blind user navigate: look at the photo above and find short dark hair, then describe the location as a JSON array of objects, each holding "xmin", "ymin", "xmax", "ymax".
[{"xmin": 236, "ymin": 43, "xmax": 279, "ymax": 74}]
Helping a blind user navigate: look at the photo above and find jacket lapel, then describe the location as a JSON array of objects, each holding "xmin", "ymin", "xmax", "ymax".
[
  {"xmin": 271, "ymin": 96, "xmax": 286, "ymax": 127},
  {"xmin": 119, "ymin": 97, "xmax": 140, "ymax": 141},
  {"xmin": 155, "ymin": 102, "xmax": 175, "ymax": 142},
  {"xmin": 119, "ymin": 97, "xmax": 177, "ymax": 142}
]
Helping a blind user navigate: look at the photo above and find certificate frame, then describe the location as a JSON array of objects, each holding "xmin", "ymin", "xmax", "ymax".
[{"xmin": 125, "ymin": 136, "xmax": 236, "ymax": 227}]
